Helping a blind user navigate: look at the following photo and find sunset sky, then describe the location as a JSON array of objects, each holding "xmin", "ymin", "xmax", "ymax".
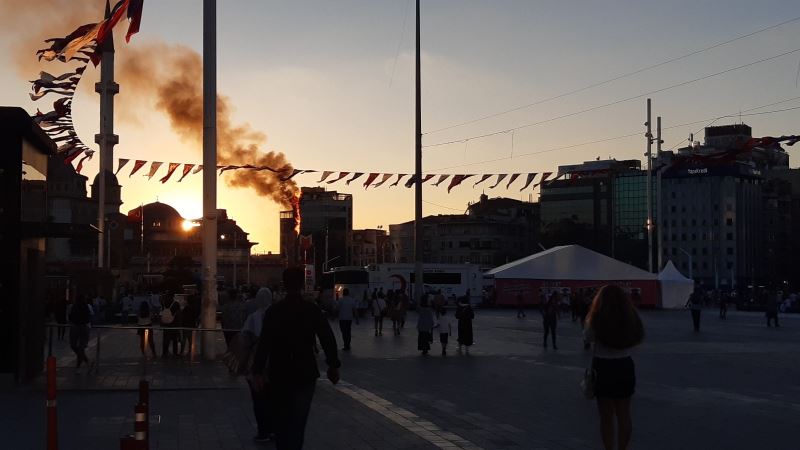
[{"xmin": 2, "ymin": 0, "xmax": 799, "ymax": 252}]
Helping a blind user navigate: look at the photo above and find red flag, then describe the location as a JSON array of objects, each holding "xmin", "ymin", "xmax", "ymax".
[
  {"xmin": 362, "ymin": 173, "xmax": 380, "ymax": 188},
  {"xmin": 299, "ymin": 234, "xmax": 313, "ymax": 251},
  {"xmin": 318, "ymin": 171, "xmax": 335, "ymax": 183},
  {"xmin": 281, "ymin": 169, "xmax": 305, "ymax": 181},
  {"xmin": 129, "ymin": 159, "xmax": 147, "ymax": 177},
  {"xmin": 432, "ymin": 175, "xmax": 450, "ymax": 187},
  {"xmin": 534, "ymin": 172, "xmax": 553, "ymax": 188},
  {"xmin": 126, "ymin": 0, "xmax": 144, "ymax": 42},
  {"xmin": 390, "ymin": 174, "xmax": 408, "ymax": 187},
  {"xmin": 327, "ymin": 172, "xmax": 350, "ymax": 184},
  {"xmin": 473, "ymin": 174, "xmax": 492, "ymax": 187},
  {"xmin": 192, "ymin": 165, "xmax": 204, "ymax": 174},
  {"xmin": 75, "ymin": 151, "xmax": 94, "ymax": 173},
  {"xmin": 505, "ymin": 173, "xmax": 521, "ymax": 189},
  {"xmin": 372, "ymin": 173, "xmax": 393, "ymax": 188},
  {"xmin": 489, "ymin": 174, "xmax": 508, "ymax": 189},
  {"xmin": 346, "ymin": 173, "xmax": 365, "ymax": 185},
  {"xmin": 115, "ymin": 158, "xmax": 129, "ymax": 175},
  {"xmin": 178, "ymin": 164, "xmax": 195, "ymax": 182},
  {"xmin": 519, "ymin": 173, "xmax": 537, "ymax": 191},
  {"xmin": 447, "ymin": 175, "xmax": 473, "ymax": 193},
  {"xmin": 145, "ymin": 161, "xmax": 163, "ymax": 179},
  {"xmin": 159, "ymin": 163, "xmax": 180, "ymax": 183}
]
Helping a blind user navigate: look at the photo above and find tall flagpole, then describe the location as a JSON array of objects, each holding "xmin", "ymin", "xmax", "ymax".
[
  {"xmin": 413, "ymin": 0, "xmax": 423, "ymax": 306},
  {"xmin": 201, "ymin": 0, "xmax": 219, "ymax": 360}
]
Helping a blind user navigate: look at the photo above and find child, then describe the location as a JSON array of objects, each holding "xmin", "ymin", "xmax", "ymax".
[{"xmin": 436, "ymin": 308, "xmax": 452, "ymax": 356}]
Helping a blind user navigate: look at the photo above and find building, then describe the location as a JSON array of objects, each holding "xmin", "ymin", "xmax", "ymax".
[
  {"xmin": 389, "ymin": 194, "xmax": 539, "ymax": 269},
  {"xmin": 280, "ymin": 187, "xmax": 353, "ymax": 278},
  {"xmin": 351, "ymin": 228, "xmax": 390, "ymax": 266}
]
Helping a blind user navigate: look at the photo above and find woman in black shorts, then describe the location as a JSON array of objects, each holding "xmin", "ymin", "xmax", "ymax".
[{"xmin": 585, "ymin": 285, "xmax": 644, "ymax": 450}]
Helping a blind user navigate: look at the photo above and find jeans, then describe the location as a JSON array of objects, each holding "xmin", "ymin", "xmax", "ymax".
[
  {"xmin": 272, "ymin": 382, "xmax": 316, "ymax": 450},
  {"xmin": 248, "ymin": 379, "xmax": 273, "ymax": 436},
  {"xmin": 69, "ymin": 324, "xmax": 90, "ymax": 366},
  {"xmin": 543, "ymin": 319, "xmax": 557, "ymax": 348},
  {"xmin": 162, "ymin": 328, "xmax": 179, "ymax": 356},
  {"xmin": 339, "ymin": 320, "xmax": 352, "ymax": 349}
]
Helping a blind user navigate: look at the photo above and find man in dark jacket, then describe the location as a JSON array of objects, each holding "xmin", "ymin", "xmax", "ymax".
[{"xmin": 251, "ymin": 267, "xmax": 341, "ymax": 449}]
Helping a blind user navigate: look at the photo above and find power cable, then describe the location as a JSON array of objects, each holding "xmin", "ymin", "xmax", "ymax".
[
  {"xmin": 423, "ymin": 47, "xmax": 800, "ymax": 149},
  {"xmin": 424, "ymin": 16, "xmax": 800, "ymax": 135},
  {"xmin": 423, "ymin": 199, "xmax": 466, "ymax": 212}
]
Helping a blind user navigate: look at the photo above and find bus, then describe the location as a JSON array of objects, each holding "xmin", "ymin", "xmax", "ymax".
[
  {"xmin": 319, "ymin": 266, "xmax": 370, "ymax": 313},
  {"xmin": 367, "ymin": 264, "xmax": 483, "ymax": 306}
]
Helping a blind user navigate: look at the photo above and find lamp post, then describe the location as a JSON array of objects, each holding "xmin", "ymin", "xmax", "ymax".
[{"xmin": 678, "ymin": 247, "xmax": 693, "ymax": 280}]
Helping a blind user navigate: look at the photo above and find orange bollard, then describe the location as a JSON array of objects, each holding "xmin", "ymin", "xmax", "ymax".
[
  {"xmin": 134, "ymin": 403, "xmax": 148, "ymax": 449},
  {"xmin": 46, "ymin": 356, "xmax": 58, "ymax": 450},
  {"xmin": 138, "ymin": 380, "xmax": 149, "ymax": 449}
]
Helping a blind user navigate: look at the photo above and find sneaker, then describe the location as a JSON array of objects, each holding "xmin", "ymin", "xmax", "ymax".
[{"xmin": 254, "ymin": 434, "xmax": 272, "ymax": 443}]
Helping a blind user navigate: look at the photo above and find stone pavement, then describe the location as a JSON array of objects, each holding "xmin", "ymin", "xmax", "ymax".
[{"xmin": 4, "ymin": 308, "xmax": 799, "ymax": 449}]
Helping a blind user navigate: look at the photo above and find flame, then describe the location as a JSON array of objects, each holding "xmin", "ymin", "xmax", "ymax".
[{"xmin": 292, "ymin": 192, "xmax": 302, "ymax": 235}]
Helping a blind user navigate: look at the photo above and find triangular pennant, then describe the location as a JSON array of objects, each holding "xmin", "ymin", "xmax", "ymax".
[
  {"xmin": 219, "ymin": 165, "xmax": 240, "ymax": 175},
  {"xmin": 363, "ymin": 173, "xmax": 381, "ymax": 189},
  {"xmin": 390, "ymin": 174, "xmax": 408, "ymax": 187},
  {"xmin": 346, "ymin": 172, "xmax": 364, "ymax": 185},
  {"xmin": 432, "ymin": 174, "xmax": 451, "ymax": 187},
  {"xmin": 372, "ymin": 173, "xmax": 393, "ymax": 188},
  {"xmin": 159, "ymin": 163, "xmax": 181, "ymax": 183},
  {"xmin": 192, "ymin": 165, "xmax": 204, "ymax": 174},
  {"xmin": 115, "ymin": 158, "xmax": 129, "ymax": 175},
  {"xmin": 129, "ymin": 159, "xmax": 147, "ymax": 177},
  {"xmin": 506, "ymin": 173, "xmax": 521, "ymax": 189},
  {"xmin": 489, "ymin": 174, "xmax": 508, "ymax": 189},
  {"xmin": 318, "ymin": 171, "xmax": 335, "ymax": 183},
  {"xmin": 421, "ymin": 174, "xmax": 435, "ymax": 184},
  {"xmin": 519, "ymin": 173, "xmax": 537, "ymax": 191},
  {"xmin": 328, "ymin": 172, "xmax": 350, "ymax": 184},
  {"xmin": 75, "ymin": 151, "xmax": 94, "ymax": 174},
  {"xmin": 473, "ymin": 174, "xmax": 492, "ymax": 187},
  {"xmin": 146, "ymin": 161, "xmax": 163, "ymax": 179},
  {"xmin": 534, "ymin": 172, "xmax": 553, "ymax": 188},
  {"xmin": 178, "ymin": 164, "xmax": 195, "ymax": 182},
  {"xmin": 281, "ymin": 169, "xmax": 305, "ymax": 181},
  {"xmin": 404, "ymin": 175, "xmax": 419, "ymax": 188},
  {"xmin": 447, "ymin": 175, "xmax": 474, "ymax": 193}
]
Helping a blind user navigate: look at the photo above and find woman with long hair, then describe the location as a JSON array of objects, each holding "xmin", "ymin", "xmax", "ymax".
[{"xmin": 585, "ymin": 285, "xmax": 644, "ymax": 450}]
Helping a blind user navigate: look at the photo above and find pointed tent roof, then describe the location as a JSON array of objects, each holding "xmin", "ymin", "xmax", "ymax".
[
  {"xmin": 486, "ymin": 245, "xmax": 657, "ymax": 280},
  {"xmin": 658, "ymin": 260, "xmax": 692, "ymax": 282}
]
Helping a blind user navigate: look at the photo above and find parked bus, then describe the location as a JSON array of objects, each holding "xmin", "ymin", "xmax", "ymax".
[
  {"xmin": 367, "ymin": 264, "xmax": 483, "ymax": 306},
  {"xmin": 319, "ymin": 266, "xmax": 370, "ymax": 313}
]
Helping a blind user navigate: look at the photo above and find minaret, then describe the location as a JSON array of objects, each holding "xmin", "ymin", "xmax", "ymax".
[{"xmin": 94, "ymin": 0, "xmax": 119, "ymax": 269}]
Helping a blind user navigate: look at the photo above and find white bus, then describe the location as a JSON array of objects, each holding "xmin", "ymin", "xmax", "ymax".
[
  {"xmin": 367, "ymin": 264, "xmax": 483, "ymax": 306},
  {"xmin": 319, "ymin": 266, "xmax": 370, "ymax": 312}
]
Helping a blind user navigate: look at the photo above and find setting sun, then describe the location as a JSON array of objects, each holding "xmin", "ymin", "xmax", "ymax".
[{"xmin": 181, "ymin": 220, "xmax": 198, "ymax": 231}]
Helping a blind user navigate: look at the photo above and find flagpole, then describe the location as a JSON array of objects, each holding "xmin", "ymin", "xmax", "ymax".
[
  {"xmin": 413, "ymin": 0, "xmax": 423, "ymax": 305},
  {"xmin": 201, "ymin": 0, "xmax": 219, "ymax": 360}
]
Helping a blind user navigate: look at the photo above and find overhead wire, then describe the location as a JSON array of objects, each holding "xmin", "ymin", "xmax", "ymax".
[
  {"xmin": 423, "ymin": 16, "xmax": 800, "ymax": 135},
  {"xmin": 423, "ymin": 47, "xmax": 800, "ymax": 149}
]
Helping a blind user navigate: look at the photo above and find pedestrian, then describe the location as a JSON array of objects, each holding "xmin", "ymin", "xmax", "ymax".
[
  {"xmin": 436, "ymin": 308, "xmax": 452, "ymax": 356},
  {"xmin": 160, "ymin": 294, "xmax": 181, "ymax": 357},
  {"xmin": 242, "ymin": 286, "xmax": 274, "ymax": 443},
  {"xmin": 398, "ymin": 289, "xmax": 408, "ymax": 329},
  {"xmin": 584, "ymin": 285, "xmax": 644, "ymax": 450},
  {"xmin": 68, "ymin": 295, "xmax": 93, "ymax": 369},
  {"xmin": 542, "ymin": 291, "xmax": 560, "ymax": 349},
  {"xmin": 338, "ymin": 288, "xmax": 357, "ymax": 351},
  {"xmin": 685, "ymin": 288, "xmax": 703, "ymax": 332},
  {"xmin": 434, "ymin": 290, "xmax": 445, "ymax": 314},
  {"xmin": 137, "ymin": 301, "xmax": 157, "ymax": 357},
  {"xmin": 766, "ymin": 291, "xmax": 780, "ymax": 327},
  {"xmin": 372, "ymin": 291, "xmax": 387, "ymax": 336},
  {"xmin": 417, "ymin": 296, "xmax": 435, "ymax": 355},
  {"xmin": 251, "ymin": 267, "xmax": 341, "ymax": 450},
  {"xmin": 516, "ymin": 292, "xmax": 526, "ymax": 318},
  {"xmin": 455, "ymin": 298, "xmax": 474, "ymax": 353},
  {"xmin": 179, "ymin": 290, "xmax": 200, "ymax": 356},
  {"xmin": 55, "ymin": 297, "xmax": 68, "ymax": 341},
  {"xmin": 221, "ymin": 290, "xmax": 245, "ymax": 347},
  {"xmin": 719, "ymin": 292, "xmax": 728, "ymax": 320}
]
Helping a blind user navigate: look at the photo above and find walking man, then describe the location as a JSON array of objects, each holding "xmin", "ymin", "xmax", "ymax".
[
  {"xmin": 372, "ymin": 292, "xmax": 387, "ymax": 336},
  {"xmin": 766, "ymin": 291, "xmax": 780, "ymax": 327},
  {"xmin": 541, "ymin": 292, "xmax": 559, "ymax": 350},
  {"xmin": 338, "ymin": 288, "xmax": 357, "ymax": 351},
  {"xmin": 686, "ymin": 288, "xmax": 703, "ymax": 332},
  {"xmin": 251, "ymin": 267, "xmax": 341, "ymax": 450}
]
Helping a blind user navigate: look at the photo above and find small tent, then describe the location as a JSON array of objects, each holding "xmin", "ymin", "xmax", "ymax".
[
  {"xmin": 658, "ymin": 260, "xmax": 694, "ymax": 309},
  {"xmin": 486, "ymin": 245, "xmax": 660, "ymax": 307}
]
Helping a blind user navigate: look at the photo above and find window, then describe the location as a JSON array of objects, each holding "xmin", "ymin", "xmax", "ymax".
[
  {"xmin": 727, "ymin": 262, "xmax": 733, "ymax": 269},
  {"xmin": 726, "ymin": 218, "xmax": 733, "ymax": 226},
  {"xmin": 691, "ymin": 219, "xmax": 696, "ymax": 226},
  {"xmin": 670, "ymin": 206, "xmax": 676, "ymax": 213},
  {"xmin": 726, "ymin": 233, "xmax": 733, "ymax": 240},
  {"xmin": 727, "ymin": 248, "xmax": 734, "ymax": 255},
  {"xmin": 691, "ymin": 234, "xmax": 696, "ymax": 241},
  {"xmin": 691, "ymin": 248, "xmax": 697, "ymax": 255},
  {"xmin": 702, "ymin": 248, "xmax": 708, "ymax": 255},
  {"xmin": 681, "ymin": 234, "xmax": 687, "ymax": 241},
  {"xmin": 726, "ymin": 204, "xmax": 733, "ymax": 212}
]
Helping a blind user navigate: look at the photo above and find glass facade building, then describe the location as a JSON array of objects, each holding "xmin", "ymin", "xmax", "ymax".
[{"xmin": 614, "ymin": 173, "xmax": 656, "ymax": 269}]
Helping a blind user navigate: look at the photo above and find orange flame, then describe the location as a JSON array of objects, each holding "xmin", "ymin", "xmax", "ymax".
[{"xmin": 292, "ymin": 192, "xmax": 302, "ymax": 235}]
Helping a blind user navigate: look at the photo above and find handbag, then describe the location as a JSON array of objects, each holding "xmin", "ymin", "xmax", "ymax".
[{"xmin": 580, "ymin": 365, "xmax": 596, "ymax": 399}]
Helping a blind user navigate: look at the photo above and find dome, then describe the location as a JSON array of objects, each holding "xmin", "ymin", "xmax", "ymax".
[
  {"xmin": 128, "ymin": 202, "xmax": 185, "ymax": 232},
  {"xmin": 92, "ymin": 169, "xmax": 121, "ymax": 189}
]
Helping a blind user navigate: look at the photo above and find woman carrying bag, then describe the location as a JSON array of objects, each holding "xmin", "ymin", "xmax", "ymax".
[{"xmin": 584, "ymin": 285, "xmax": 644, "ymax": 450}]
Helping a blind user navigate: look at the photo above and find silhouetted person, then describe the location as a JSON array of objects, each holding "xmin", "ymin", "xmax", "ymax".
[
  {"xmin": 338, "ymin": 288, "xmax": 356, "ymax": 351},
  {"xmin": 160, "ymin": 294, "xmax": 181, "ymax": 357},
  {"xmin": 55, "ymin": 297, "xmax": 68, "ymax": 341},
  {"xmin": 719, "ymin": 292, "xmax": 727, "ymax": 320},
  {"xmin": 456, "ymin": 298, "xmax": 474, "ymax": 353},
  {"xmin": 585, "ymin": 285, "xmax": 644, "ymax": 450},
  {"xmin": 68, "ymin": 296, "xmax": 93, "ymax": 369},
  {"xmin": 137, "ymin": 301, "xmax": 157, "ymax": 357},
  {"xmin": 417, "ymin": 296, "xmax": 435, "ymax": 355},
  {"xmin": 766, "ymin": 291, "xmax": 780, "ymax": 327},
  {"xmin": 686, "ymin": 288, "xmax": 703, "ymax": 332},
  {"xmin": 542, "ymin": 292, "xmax": 560, "ymax": 349},
  {"xmin": 251, "ymin": 267, "xmax": 340, "ymax": 450}
]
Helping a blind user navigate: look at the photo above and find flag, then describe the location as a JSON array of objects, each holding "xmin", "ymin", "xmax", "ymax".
[
  {"xmin": 519, "ymin": 173, "xmax": 537, "ymax": 191},
  {"xmin": 159, "ymin": 163, "xmax": 180, "ymax": 183},
  {"xmin": 432, "ymin": 175, "xmax": 450, "ymax": 187},
  {"xmin": 281, "ymin": 169, "xmax": 305, "ymax": 181},
  {"xmin": 115, "ymin": 158, "xmax": 129, "ymax": 175},
  {"xmin": 37, "ymin": 23, "xmax": 98, "ymax": 61},
  {"xmin": 506, "ymin": 173, "xmax": 521, "ymax": 189},
  {"xmin": 489, "ymin": 174, "xmax": 508, "ymax": 189},
  {"xmin": 346, "ymin": 172, "xmax": 364, "ymax": 185},
  {"xmin": 126, "ymin": 0, "xmax": 144, "ymax": 42},
  {"xmin": 363, "ymin": 173, "xmax": 381, "ymax": 188},
  {"xmin": 372, "ymin": 173, "xmax": 393, "ymax": 188},
  {"xmin": 534, "ymin": 172, "xmax": 553, "ymax": 188},
  {"xmin": 129, "ymin": 159, "xmax": 147, "ymax": 177},
  {"xmin": 192, "ymin": 165, "xmax": 204, "ymax": 174},
  {"xmin": 299, "ymin": 234, "xmax": 313, "ymax": 251},
  {"xmin": 218, "ymin": 165, "xmax": 240, "ymax": 175},
  {"xmin": 421, "ymin": 174, "xmax": 435, "ymax": 184},
  {"xmin": 178, "ymin": 164, "xmax": 195, "ymax": 182},
  {"xmin": 75, "ymin": 151, "xmax": 94, "ymax": 173},
  {"xmin": 473, "ymin": 174, "xmax": 492, "ymax": 187},
  {"xmin": 318, "ymin": 171, "xmax": 335, "ymax": 183},
  {"xmin": 327, "ymin": 172, "xmax": 350, "ymax": 184},
  {"xmin": 447, "ymin": 175, "xmax": 473, "ymax": 193},
  {"xmin": 92, "ymin": 0, "xmax": 131, "ymax": 64},
  {"xmin": 146, "ymin": 161, "xmax": 163, "ymax": 179},
  {"xmin": 390, "ymin": 174, "xmax": 408, "ymax": 187}
]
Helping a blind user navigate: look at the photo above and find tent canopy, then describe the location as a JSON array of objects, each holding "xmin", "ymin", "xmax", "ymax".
[
  {"xmin": 486, "ymin": 245, "xmax": 657, "ymax": 281},
  {"xmin": 658, "ymin": 260, "xmax": 692, "ymax": 282},
  {"xmin": 658, "ymin": 260, "xmax": 694, "ymax": 309}
]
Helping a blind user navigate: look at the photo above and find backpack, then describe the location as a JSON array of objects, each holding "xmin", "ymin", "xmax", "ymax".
[{"xmin": 160, "ymin": 301, "xmax": 177, "ymax": 324}]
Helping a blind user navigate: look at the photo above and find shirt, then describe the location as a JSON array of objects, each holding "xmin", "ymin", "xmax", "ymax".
[
  {"xmin": 251, "ymin": 293, "xmax": 341, "ymax": 386},
  {"xmin": 436, "ymin": 315, "xmax": 451, "ymax": 334},
  {"xmin": 417, "ymin": 307, "xmax": 435, "ymax": 332},
  {"xmin": 372, "ymin": 298, "xmax": 387, "ymax": 316},
  {"xmin": 338, "ymin": 296, "xmax": 356, "ymax": 321},
  {"xmin": 584, "ymin": 327, "xmax": 634, "ymax": 359}
]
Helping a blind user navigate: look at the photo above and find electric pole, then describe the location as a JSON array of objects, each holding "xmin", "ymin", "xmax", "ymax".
[
  {"xmin": 645, "ymin": 99, "xmax": 653, "ymax": 273},
  {"xmin": 413, "ymin": 0, "xmax": 423, "ymax": 304}
]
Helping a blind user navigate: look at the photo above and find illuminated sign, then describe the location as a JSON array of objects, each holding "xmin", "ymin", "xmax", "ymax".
[{"xmin": 687, "ymin": 168, "xmax": 708, "ymax": 175}]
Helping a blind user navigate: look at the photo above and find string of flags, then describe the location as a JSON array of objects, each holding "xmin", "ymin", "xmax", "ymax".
[
  {"xmin": 111, "ymin": 158, "xmax": 560, "ymax": 192},
  {"xmin": 28, "ymin": 0, "xmax": 144, "ymax": 166}
]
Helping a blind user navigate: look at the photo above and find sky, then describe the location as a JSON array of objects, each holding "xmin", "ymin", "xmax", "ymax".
[{"xmin": 2, "ymin": 0, "xmax": 800, "ymax": 253}]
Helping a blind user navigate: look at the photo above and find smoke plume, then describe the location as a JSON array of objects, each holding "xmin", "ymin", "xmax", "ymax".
[{"xmin": 117, "ymin": 42, "xmax": 300, "ymax": 208}]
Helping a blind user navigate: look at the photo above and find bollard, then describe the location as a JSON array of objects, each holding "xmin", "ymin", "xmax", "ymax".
[
  {"xmin": 46, "ymin": 356, "xmax": 58, "ymax": 450},
  {"xmin": 138, "ymin": 379, "xmax": 150, "ymax": 449},
  {"xmin": 138, "ymin": 379, "xmax": 149, "ymax": 406},
  {"xmin": 134, "ymin": 403, "xmax": 148, "ymax": 449}
]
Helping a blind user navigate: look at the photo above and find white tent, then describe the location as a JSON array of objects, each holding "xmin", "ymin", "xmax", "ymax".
[
  {"xmin": 658, "ymin": 260, "xmax": 694, "ymax": 309},
  {"xmin": 486, "ymin": 245, "xmax": 657, "ymax": 281}
]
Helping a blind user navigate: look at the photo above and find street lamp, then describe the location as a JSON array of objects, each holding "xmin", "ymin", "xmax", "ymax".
[{"xmin": 678, "ymin": 247, "xmax": 693, "ymax": 280}]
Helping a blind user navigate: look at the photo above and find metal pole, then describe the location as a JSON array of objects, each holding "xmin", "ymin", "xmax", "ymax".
[
  {"xmin": 233, "ymin": 232, "xmax": 237, "ymax": 288},
  {"xmin": 645, "ymin": 99, "xmax": 653, "ymax": 272},
  {"xmin": 413, "ymin": 0, "xmax": 423, "ymax": 306},
  {"xmin": 201, "ymin": 0, "xmax": 219, "ymax": 360},
  {"xmin": 656, "ymin": 116, "xmax": 663, "ymax": 271}
]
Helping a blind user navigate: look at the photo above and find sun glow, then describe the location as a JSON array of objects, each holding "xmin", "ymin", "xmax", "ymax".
[{"xmin": 181, "ymin": 220, "xmax": 199, "ymax": 232}]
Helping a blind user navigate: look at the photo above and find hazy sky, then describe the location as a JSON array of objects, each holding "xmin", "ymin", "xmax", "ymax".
[{"xmin": 2, "ymin": 0, "xmax": 800, "ymax": 252}]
